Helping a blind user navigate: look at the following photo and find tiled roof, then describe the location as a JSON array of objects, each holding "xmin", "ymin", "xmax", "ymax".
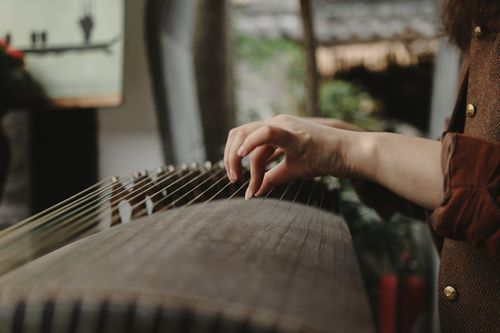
[{"xmin": 233, "ymin": 0, "xmax": 442, "ymax": 45}]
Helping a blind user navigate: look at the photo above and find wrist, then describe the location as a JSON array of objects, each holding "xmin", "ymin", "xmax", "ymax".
[{"xmin": 335, "ymin": 130, "xmax": 378, "ymax": 180}]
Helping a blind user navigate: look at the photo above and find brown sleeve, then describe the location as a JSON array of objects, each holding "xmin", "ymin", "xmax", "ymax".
[{"xmin": 430, "ymin": 133, "xmax": 500, "ymax": 257}]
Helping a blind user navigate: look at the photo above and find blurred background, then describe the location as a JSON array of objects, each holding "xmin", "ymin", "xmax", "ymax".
[{"xmin": 0, "ymin": 0, "xmax": 462, "ymax": 332}]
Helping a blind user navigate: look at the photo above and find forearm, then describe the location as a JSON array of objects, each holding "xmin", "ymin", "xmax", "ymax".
[{"xmin": 340, "ymin": 131, "xmax": 443, "ymax": 210}]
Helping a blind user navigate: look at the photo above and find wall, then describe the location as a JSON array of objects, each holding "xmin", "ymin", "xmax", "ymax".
[
  {"xmin": 98, "ymin": 0, "xmax": 164, "ymax": 178},
  {"xmin": 428, "ymin": 39, "xmax": 460, "ymax": 138}
]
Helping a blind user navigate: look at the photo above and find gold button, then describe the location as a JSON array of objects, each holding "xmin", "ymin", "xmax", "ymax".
[
  {"xmin": 473, "ymin": 25, "xmax": 482, "ymax": 37},
  {"xmin": 466, "ymin": 104, "xmax": 476, "ymax": 117},
  {"xmin": 444, "ymin": 286, "xmax": 458, "ymax": 301}
]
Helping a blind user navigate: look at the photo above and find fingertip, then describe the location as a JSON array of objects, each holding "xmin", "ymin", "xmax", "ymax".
[
  {"xmin": 225, "ymin": 166, "xmax": 232, "ymax": 182},
  {"xmin": 254, "ymin": 184, "xmax": 267, "ymax": 197},
  {"xmin": 230, "ymin": 170, "xmax": 237, "ymax": 183},
  {"xmin": 245, "ymin": 187, "xmax": 253, "ymax": 200}
]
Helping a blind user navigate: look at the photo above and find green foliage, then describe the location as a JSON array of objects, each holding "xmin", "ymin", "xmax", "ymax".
[
  {"xmin": 232, "ymin": 32, "xmax": 306, "ymax": 115},
  {"xmin": 233, "ymin": 32, "xmax": 303, "ymax": 69},
  {"xmin": 337, "ymin": 179, "xmax": 429, "ymax": 316},
  {"xmin": 233, "ymin": 32, "xmax": 383, "ymax": 130},
  {"xmin": 319, "ymin": 80, "xmax": 383, "ymax": 131}
]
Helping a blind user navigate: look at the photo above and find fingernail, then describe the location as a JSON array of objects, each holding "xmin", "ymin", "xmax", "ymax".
[
  {"xmin": 231, "ymin": 171, "xmax": 237, "ymax": 183},
  {"xmin": 245, "ymin": 188, "xmax": 252, "ymax": 200}
]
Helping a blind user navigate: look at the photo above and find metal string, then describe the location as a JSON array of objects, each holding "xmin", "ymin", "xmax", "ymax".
[
  {"xmin": 151, "ymin": 169, "xmax": 226, "ymax": 211},
  {"xmin": 0, "ymin": 177, "xmax": 113, "ymax": 235},
  {"xmin": 0, "ymin": 169, "xmax": 193, "ymax": 271},
  {"xmin": 0, "ymin": 168, "xmax": 178, "ymax": 252},
  {"xmin": 0, "ymin": 168, "xmax": 175, "ymax": 243},
  {"xmin": 31, "ymin": 169, "xmax": 201, "ymax": 252},
  {"xmin": 104, "ymin": 166, "xmax": 220, "ymax": 223},
  {"xmin": 0, "ymin": 161, "xmax": 336, "ymax": 277},
  {"xmin": 126, "ymin": 167, "xmax": 224, "ymax": 218},
  {"xmin": 68, "ymin": 171, "xmax": 248, "ymax": 279}
]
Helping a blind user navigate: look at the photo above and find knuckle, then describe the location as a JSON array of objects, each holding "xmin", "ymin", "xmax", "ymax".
[
  {"xmin": 274, "ymin": 114, "xmax": 291, "ymax": 122},
  {"xmin": 233, "ymin": 131, "xmax": 246, "ymax": 144},
  {"xmin": 228, "ymin": 128, "xmax": 238, "ymax": 138},
  {"xmin": 262, "ymin": 125, "xmax": 278, "ymax": 139}
]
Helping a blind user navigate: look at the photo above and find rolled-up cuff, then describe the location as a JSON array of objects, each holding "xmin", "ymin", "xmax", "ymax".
[{"xmin": 430, "ymin": 133, "xmax": 500, "ymax": 256}]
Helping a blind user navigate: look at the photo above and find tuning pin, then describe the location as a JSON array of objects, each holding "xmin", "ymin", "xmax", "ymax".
[
  {"xmin": 167, "ymin": 165, "xmax": 175, "ymax": 172},
  {"xmin": 180, "ymin": 163, "xmax": 188, "ymax": 171},
  {"xmin": 111, "ymin": 176, "xmax": 120, "ymax": 183},
  {"xmin": 132, "ymin": 172, "xmax": 141, "ymax": 179},
  {"xmin": 204, "ymin": 161, "xmax": 213, "ymax": 170},
  {"xmin": 189, "ymin": 162, "xmax": 199, "ymax": 170},
  {"xmin": 217, "ymin": 161, "xmax": 225, "ymax": 169}
]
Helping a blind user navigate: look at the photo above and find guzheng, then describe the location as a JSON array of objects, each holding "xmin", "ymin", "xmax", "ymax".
[{"xmin": 0, "ymin": 162, "xmax": 374, "ymax": 333}]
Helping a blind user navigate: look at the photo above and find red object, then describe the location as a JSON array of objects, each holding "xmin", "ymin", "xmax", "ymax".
[
  {"xmin": 379, "ymin": 273, "xmax": 428, "ymax": 333},
  {"xmin": 7, "ymin": 49, "xmax": 24, "ymax": 61},
  {"xmin": 379, "ymin": 273, "xmax": 398, "ymax": 333},
  {"xmin": 0, "ymin": 39, "xmax": 25, "ymax": 62},
  {"xmin": 400, "ymin": 275, "xmax": 427, "ymax": 333}
]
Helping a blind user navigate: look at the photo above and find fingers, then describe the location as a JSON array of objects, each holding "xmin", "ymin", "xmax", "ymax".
[
  {"xmin": 227, "ymin": 135, "xmax": 245, "ymax": 182},
  {"xmin": 224, "ymin": 128, "xmax": 244, "ymax": 182},
  {"xmin": 225, "ymin": 122, "xmax": 289, "ymax": 183},
  {"xmin": 246, "ymin": 146, "xmax": 275, "ymax": 200},
  {"xmin": 254, "ymin": 161, "xmax": 293, "ymax": 197},
  {"xmin": 268, "ymin": 148, "xmax": 284, "ymax": 163},
  {"xmin": 224, "ymin": 122, "xmax": 260, "ymax": 182},
  {"xmin": 223, "ymin": 129, "xmax": 234, "ymax": 177},
  {"xmin": 237, "ymin": 125, "xmax": 291, "ymax": 157}
]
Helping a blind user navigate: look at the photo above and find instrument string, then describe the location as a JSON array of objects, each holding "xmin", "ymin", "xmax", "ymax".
[
  {"xmin": 124, "ymin": 168, "xmax": 226, "ymax": 220},
  {"xmin": 0, "ymin": 166, "xmax": 176, "ymax": 235},
  {"xmin": 12, "ymin": 168, "xmax": 182, "ymax": 281},
  {"xmin": 274, "ymin": 181, "xmax": 320, "ymax": 307},
  {"xmin": 139, "ymin": 177, "xmax": 299, "ymax": 305},
  {"xmin": 129, "ymin": 174, "xmax": 256, "ymax": 280},
  {"xmin": 0, "ymin": 159, "xmax": 338, "ymax": 277},
  {"xmin": 166, "ymin": 170, "xmax": 251, "ymax": 229},
  {"xmin": 0, "ymin": 177, "xmax": 114, "ymax": 236},
  {"xmin": 136, "ymin": 167, "xmax": 217, "ymax": 210},
  {"xmin": 153, "ymin": 169, "xmax": 226, "ymax": 211},
  {"xmin": 88, "ymin": 170, "xmax": 322, "ymax": 282},
  {"xmin": 57, "ymin": 170, "xmax": 224, "ymax": 278},
  {"xmin": 89, "ymin": 175, "xmax": 242, "ymax": 283},
  {"xmin": 0, "ymin": 169, "xmax": 176, "ymax": 251},
  {"xmin": 184, "ymin": 173, "xmax": 232, "ymax": 207},
  {"xmin": 96, "ymin": 170, "xmax": 248, "ymax": 266},
  {"xmin": 0, "ymin": 169, "xmax": 166, "ymax": 244},
  {"xmin": 33, "ymin": 174, "xmax": 154, "ymax": 228},
  {"xmin": 34, "ymin": 169, "xmax": 202, "ymax": 252},
  {"xmin": 245, "ymin": 179, "xmax": 297, "ymax": 235},
  {"xmin": 268, "ymin": 180, "xmax": 310, "ymax": 247},
  {"xmin": 0, "ymin": 169, "xmax": 194, "ymax": 269},
  {"xmin": 100, "ymin": 173, "xmax": 245, "ymax": 280}
]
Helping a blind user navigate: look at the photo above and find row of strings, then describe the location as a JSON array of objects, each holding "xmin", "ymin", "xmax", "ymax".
[{"xmin": 0, "ymin": 162, "xmax": 339, "ymax": 276}]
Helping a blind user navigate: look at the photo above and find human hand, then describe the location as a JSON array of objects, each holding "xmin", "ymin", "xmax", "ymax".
[
  {"xmin": 224, "ymin": 114, "xmax": 357, "ymax": 199},
  {"xmin": 305, "ymin": 117, "xmax": 364, "ymax": 131}
]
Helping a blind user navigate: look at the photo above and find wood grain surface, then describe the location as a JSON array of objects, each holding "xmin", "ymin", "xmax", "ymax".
[{"xmin": 0, "ymin": 199, "xmax": 374, "ymax": 333}]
